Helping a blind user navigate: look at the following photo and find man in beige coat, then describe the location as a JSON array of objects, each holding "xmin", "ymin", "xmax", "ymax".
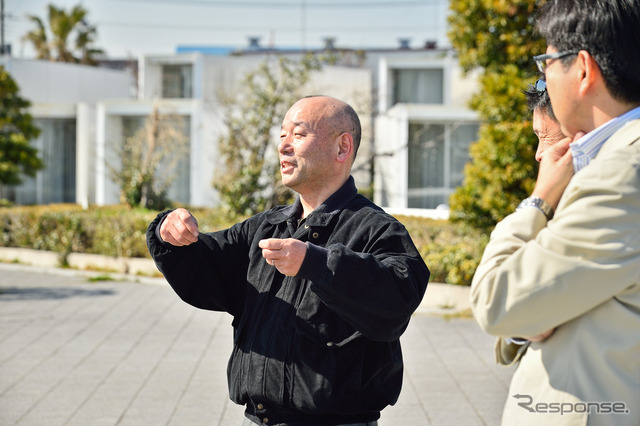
[{"xmin": 470, "ymin": 1, "xmax": 640, "ymax": 425}]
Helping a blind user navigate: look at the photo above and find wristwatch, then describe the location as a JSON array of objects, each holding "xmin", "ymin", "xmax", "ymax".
[{"xmin": 517, "ymin": 196, "xmax": 554, "ymax": 220}]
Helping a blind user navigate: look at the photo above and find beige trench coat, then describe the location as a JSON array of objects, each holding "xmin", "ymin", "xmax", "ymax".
[{"xmin": 471, "ymin": 119, "xmax": 640, "ymax": 426}]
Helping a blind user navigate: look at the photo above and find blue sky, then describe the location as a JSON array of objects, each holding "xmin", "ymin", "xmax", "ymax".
[{"xmin": 4, "ymin": 0, "xmax": 451, "ymax": 59}]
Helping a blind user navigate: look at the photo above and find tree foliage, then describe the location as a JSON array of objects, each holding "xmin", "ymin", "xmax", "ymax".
[
  {"xmin": 22, "ymin": 3, "xmax": 104, "ymax": 65},
  {"xmin": 214, "ymin": 54, "xmax": 322, "ymax": 219},
  {"xmin": 107, "ymin": 106, "xmax": 189, "ymax": 210},
  {"xmin": 0, "ymin": 67, "xmax": 43, "ymax": 186},
  {"xmin": 448, "ymin": 0, "xmax": 547, "ymax": 229}
]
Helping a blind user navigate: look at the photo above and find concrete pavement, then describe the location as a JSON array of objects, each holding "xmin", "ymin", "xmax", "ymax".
[{"xmin": 0, "ymin": 263, "xmax": 513, "ymax": 425}]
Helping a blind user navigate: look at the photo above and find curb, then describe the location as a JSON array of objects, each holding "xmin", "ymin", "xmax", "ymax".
[
  {"xmin": 0, "ymin": 247, "xmax": 159, "ymax": 277},
  {"xmin": 0, "ymin": 247, "xmax": 471, "ymax": 315}
]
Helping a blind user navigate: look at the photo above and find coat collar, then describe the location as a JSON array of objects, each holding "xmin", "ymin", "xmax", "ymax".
[
  {"xmin": 265, "ymin": 176, "xmax": 358, "ymax": 226},
  {"xmin": 596, "ymin": 118, "xmax": 640, "ymax": 158}
]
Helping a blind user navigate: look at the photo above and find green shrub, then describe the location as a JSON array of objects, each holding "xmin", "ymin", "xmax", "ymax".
[
  {"xmin": 83, "ymin": 210, "xmax": 153, "ymax": 258},
  {"xmin": 0, "ymin": 205, "xmax": 487, "ymax": 285},
  {"xmin": 396, "ymin": 215, "xmax": 489, "ymax": 286},
  {"xmin": 0, "ymin": 205, "xmax": 156, "ymax": 260},
  {"xmin": 447, "ymin": 0, "xmax": 545, "ymax": 230}
]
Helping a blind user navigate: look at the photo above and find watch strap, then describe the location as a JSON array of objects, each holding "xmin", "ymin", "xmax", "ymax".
[{"xmin": 517, "ymin": 196, "xmax": 554, "ymax": 220}]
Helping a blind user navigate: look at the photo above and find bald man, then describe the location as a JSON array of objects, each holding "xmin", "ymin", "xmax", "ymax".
[{"xmin": 147, "ymin": 96, "xmax": 430, "ymax": 426}]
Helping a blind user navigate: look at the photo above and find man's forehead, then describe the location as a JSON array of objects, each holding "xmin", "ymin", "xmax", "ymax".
[
  {"xmin": 282, "ymin": 119, "xmax": 313, "ymax": 129},
  {"xmin": 282, "ymin": 108, "xmax": 323, "ymax": 130}
]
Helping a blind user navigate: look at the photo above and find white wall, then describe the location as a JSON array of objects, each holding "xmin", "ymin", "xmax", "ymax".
[
  {"xmin": 139, "ymin": 53, "xmax": 204, "ymax": 100},
  {"xmin": 76, "ymin": 103, "xmax": 97, "ymax": 207},
  {"xmin": 0, "ymin": 58, "xmax": 135, "ymax": 205},
  {"xmin": 450, "ymin": 66, "xmax": 481, "ymax": 108},
  {"xmin": 374, "ymin": 107, "xmax": 409, "ymax": 208},
  {"xmin": 0, "ymin": 57, "xmax": 133, "ymax": 104}
]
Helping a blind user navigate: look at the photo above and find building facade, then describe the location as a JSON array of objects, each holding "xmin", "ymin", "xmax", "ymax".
[
  {"xmin": 0, "ymin": 57, "xmax": 135, "ymax": 206},
  {"xmin": 1, "ymin": 54, "xmax": 372, "ymax": 208},
  {"xmin": 372, "ymin": 50, "xmax": 480, "ymax": 217},
  {"xmin": 1, "ymin": 39, "xmax": 479, "ymax": 216}
]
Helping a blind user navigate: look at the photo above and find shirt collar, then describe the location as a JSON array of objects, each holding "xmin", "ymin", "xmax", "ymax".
[
  {"xmin": 266, "ymin": 176, "xmax": 358, "ymax": 225},
  {"xmin": 571, "ymin": 106, "xmax": 640, "ymax": 172}
]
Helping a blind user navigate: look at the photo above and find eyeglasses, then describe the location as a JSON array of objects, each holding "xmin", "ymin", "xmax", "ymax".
[
  {"xmin": 533, "ymin": 50, "xmax": 579, "ymax": 73},
  {"xmin": 534, "ymin": 79, "xmax": 546, "ymax": 92}
]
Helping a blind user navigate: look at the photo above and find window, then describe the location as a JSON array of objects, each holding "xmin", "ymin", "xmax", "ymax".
[
  {"xmin": 407, "ymin": 121, "xmax": 478, "ymax": 209},
  {"xmin": 121, "ymin": 115, "xmax": 191, "ymax": 205},
  {"xmin": 408, "ymin": 123, "xmax": 445, "ymax": 189},
  {"xmin": 450, "ymin": 123, "xmax": 477, "ymax": 187},
  {"xmin": 392, "ymin": 69, "xmax": 444, "ymax": 105},
  {"xmin": 0, "ymin": 118, "xmax": 76, "ymax": 204},
  {"xmin": 162, "ymin": 64, "xmax": 193, "ymax": 98},
  {"xmin": 407, "ymin": 123, "xmax": 446, "ymax": 208}
]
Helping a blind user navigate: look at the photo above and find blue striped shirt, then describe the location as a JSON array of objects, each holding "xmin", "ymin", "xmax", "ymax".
[{"xmin": 571, "ymin": 106, "xmax": 640, "ymax": 172}]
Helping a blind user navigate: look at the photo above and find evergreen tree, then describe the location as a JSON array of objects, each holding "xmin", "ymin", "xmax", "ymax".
[
  {"xmin": 448, "ymin": 0, "xmax": 547, "ymax": 229},
  {"xmin": 0, "ymin": 67, "xmax": 43, "ymax": 186}
]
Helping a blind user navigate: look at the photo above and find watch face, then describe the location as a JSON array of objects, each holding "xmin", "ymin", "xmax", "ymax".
[{"xmin": 517, "ymin": 197, "xmax": 553, "ymax": 219}]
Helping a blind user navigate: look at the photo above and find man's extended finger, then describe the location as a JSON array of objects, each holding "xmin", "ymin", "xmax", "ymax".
[
  {"xmin": 175, "ymin": 222, "xmax": 198, "ymax": 243},
  {"xmin": 184, "ymin": 217, "xmax": 199, "ymax": 235},
  {"xmin": 258, "ymin": 239, "xmax": 283, "ymax": 250},
  {"xmin": 174, "ymin": 209, "xmax": 199, "ymax": 234},
  {"xmin": 572, "ymin": 131, "xmax": 585, "ymax": 143},
  {"xmin": 171, "ymin": 214, "xmax": 198, "ymax": 238},
  {"xmin": 261, "ymin": 248, "xmax": 280, "ymax": 261}
]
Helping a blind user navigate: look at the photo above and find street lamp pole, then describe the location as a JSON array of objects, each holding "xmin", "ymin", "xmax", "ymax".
[{"xmin": 1, "ymin": 0, "xmax": 5, "ymax": 55}]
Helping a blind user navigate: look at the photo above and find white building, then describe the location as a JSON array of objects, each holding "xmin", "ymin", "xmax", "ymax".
[
  {"xmin": 372, "ymin": 49, "xmax": 480, "ymax": 217},
  {"xmin": 1, "ymin": 30, "xmax": 481, "ymax": 217},
  {"xmin": 1, "ymin": 53, "xmax": 372, "ymax": 207},
  {"xmin": 96, "ymin": 53, "xmax": 373, "ymax": 206},
  {"xmin": 213, "ymin": 40, "xmax": 481, "ymax": 217},
  {"xmin": 0, "ymin": 57, "xmax": 135, "ymax": 205}
]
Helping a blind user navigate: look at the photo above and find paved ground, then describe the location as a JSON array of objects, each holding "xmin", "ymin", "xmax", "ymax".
[{"xmin": 0, "ymin": 263, "xmax": 514, "ymax": 426}]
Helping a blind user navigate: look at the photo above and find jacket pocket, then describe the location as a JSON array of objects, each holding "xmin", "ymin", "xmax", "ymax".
[
  {"xmin": 294, "ymin": 284, "xmax": 362, "ymax": 347},
  {"xmin": 287, "ymin": 285, "xmax": 365, "ymax": 414}
]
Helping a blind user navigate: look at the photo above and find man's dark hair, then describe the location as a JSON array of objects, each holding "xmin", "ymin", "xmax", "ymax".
[
  {"xmin": 305, "ymin": 94, "xmax": 362, "ymax": 161},
  {"xmin": 524, "ymin": 77, "xmax": 556, "ymax": 121},
  {"xmin": 339, "ymin": 103, "xmax": 362, "ymax": 161},
  {"xmin": 537, "ymin": 0, "xmax": 640, "ymax": 104}
]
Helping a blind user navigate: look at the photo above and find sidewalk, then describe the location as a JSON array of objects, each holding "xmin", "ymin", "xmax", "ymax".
[{"xmin": 0, "ymin": 263, "xmax": 513, "ymax": 426}]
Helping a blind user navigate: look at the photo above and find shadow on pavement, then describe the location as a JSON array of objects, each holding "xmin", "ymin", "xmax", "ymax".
[{"xmin": 0, "ymin": 286, "xmax": 116, "ymax": 301}]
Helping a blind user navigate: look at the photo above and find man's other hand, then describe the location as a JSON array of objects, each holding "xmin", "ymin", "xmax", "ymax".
[
  {"xmin": 159, "ymin": 208, "xmax": 199, "ymax": 246},
  {"xmin": 259, "ymin": 238, "xmax": 308, "ymax": 276}
]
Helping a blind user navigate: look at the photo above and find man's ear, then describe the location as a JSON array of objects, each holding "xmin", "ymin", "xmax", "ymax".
[
  {"xmin": 336, "ymin": 132, "xmax": 353, "ymax": 163},
  {"xmin": 577, "ymin": 50, "xmax": 600, "ymax": 97}
]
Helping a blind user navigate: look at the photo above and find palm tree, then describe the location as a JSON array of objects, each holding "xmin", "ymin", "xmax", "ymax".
[{"xmin": 22, "ymin": 4, "xmax": 104, "ymax": 65}]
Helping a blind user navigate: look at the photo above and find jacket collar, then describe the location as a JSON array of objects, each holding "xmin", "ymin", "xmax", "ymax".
[
  {"xmin": 596, "ymin": 118, "xmax": 640, "ymax": 158},
  {"xmin": 265, "ymin": 176, "xmax": 358, "ymax": 226},
  {"xmin": 574, "ymin": 108, "xmax": 640, "ymax": 171}
]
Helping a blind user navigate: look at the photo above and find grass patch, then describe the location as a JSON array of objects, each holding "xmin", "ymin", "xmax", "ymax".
[
  {"xmin": 88, "ymin": 274, "xmax": 116, "ymax": 282},
  {"xmin": 442, "ymin": 308, "xmax": 475, "ymax": 320}
]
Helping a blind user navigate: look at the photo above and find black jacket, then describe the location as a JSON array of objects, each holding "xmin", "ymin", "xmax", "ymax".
[{"xmin": 146, "ymin": 177, "xmax": 430, "ymax": 425}]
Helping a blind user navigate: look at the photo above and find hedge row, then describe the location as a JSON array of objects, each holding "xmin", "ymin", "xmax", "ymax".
[
  {"xmin": 0, "ymin": 205, "xmax": 488, "ymax": 285},
  {"xmin": 0, "ymin": 205, "xmax": 156, "ymax": 261},
  {"xmin": 396, "ymin": 216, "xmax": 489, "ymax": 286}
]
